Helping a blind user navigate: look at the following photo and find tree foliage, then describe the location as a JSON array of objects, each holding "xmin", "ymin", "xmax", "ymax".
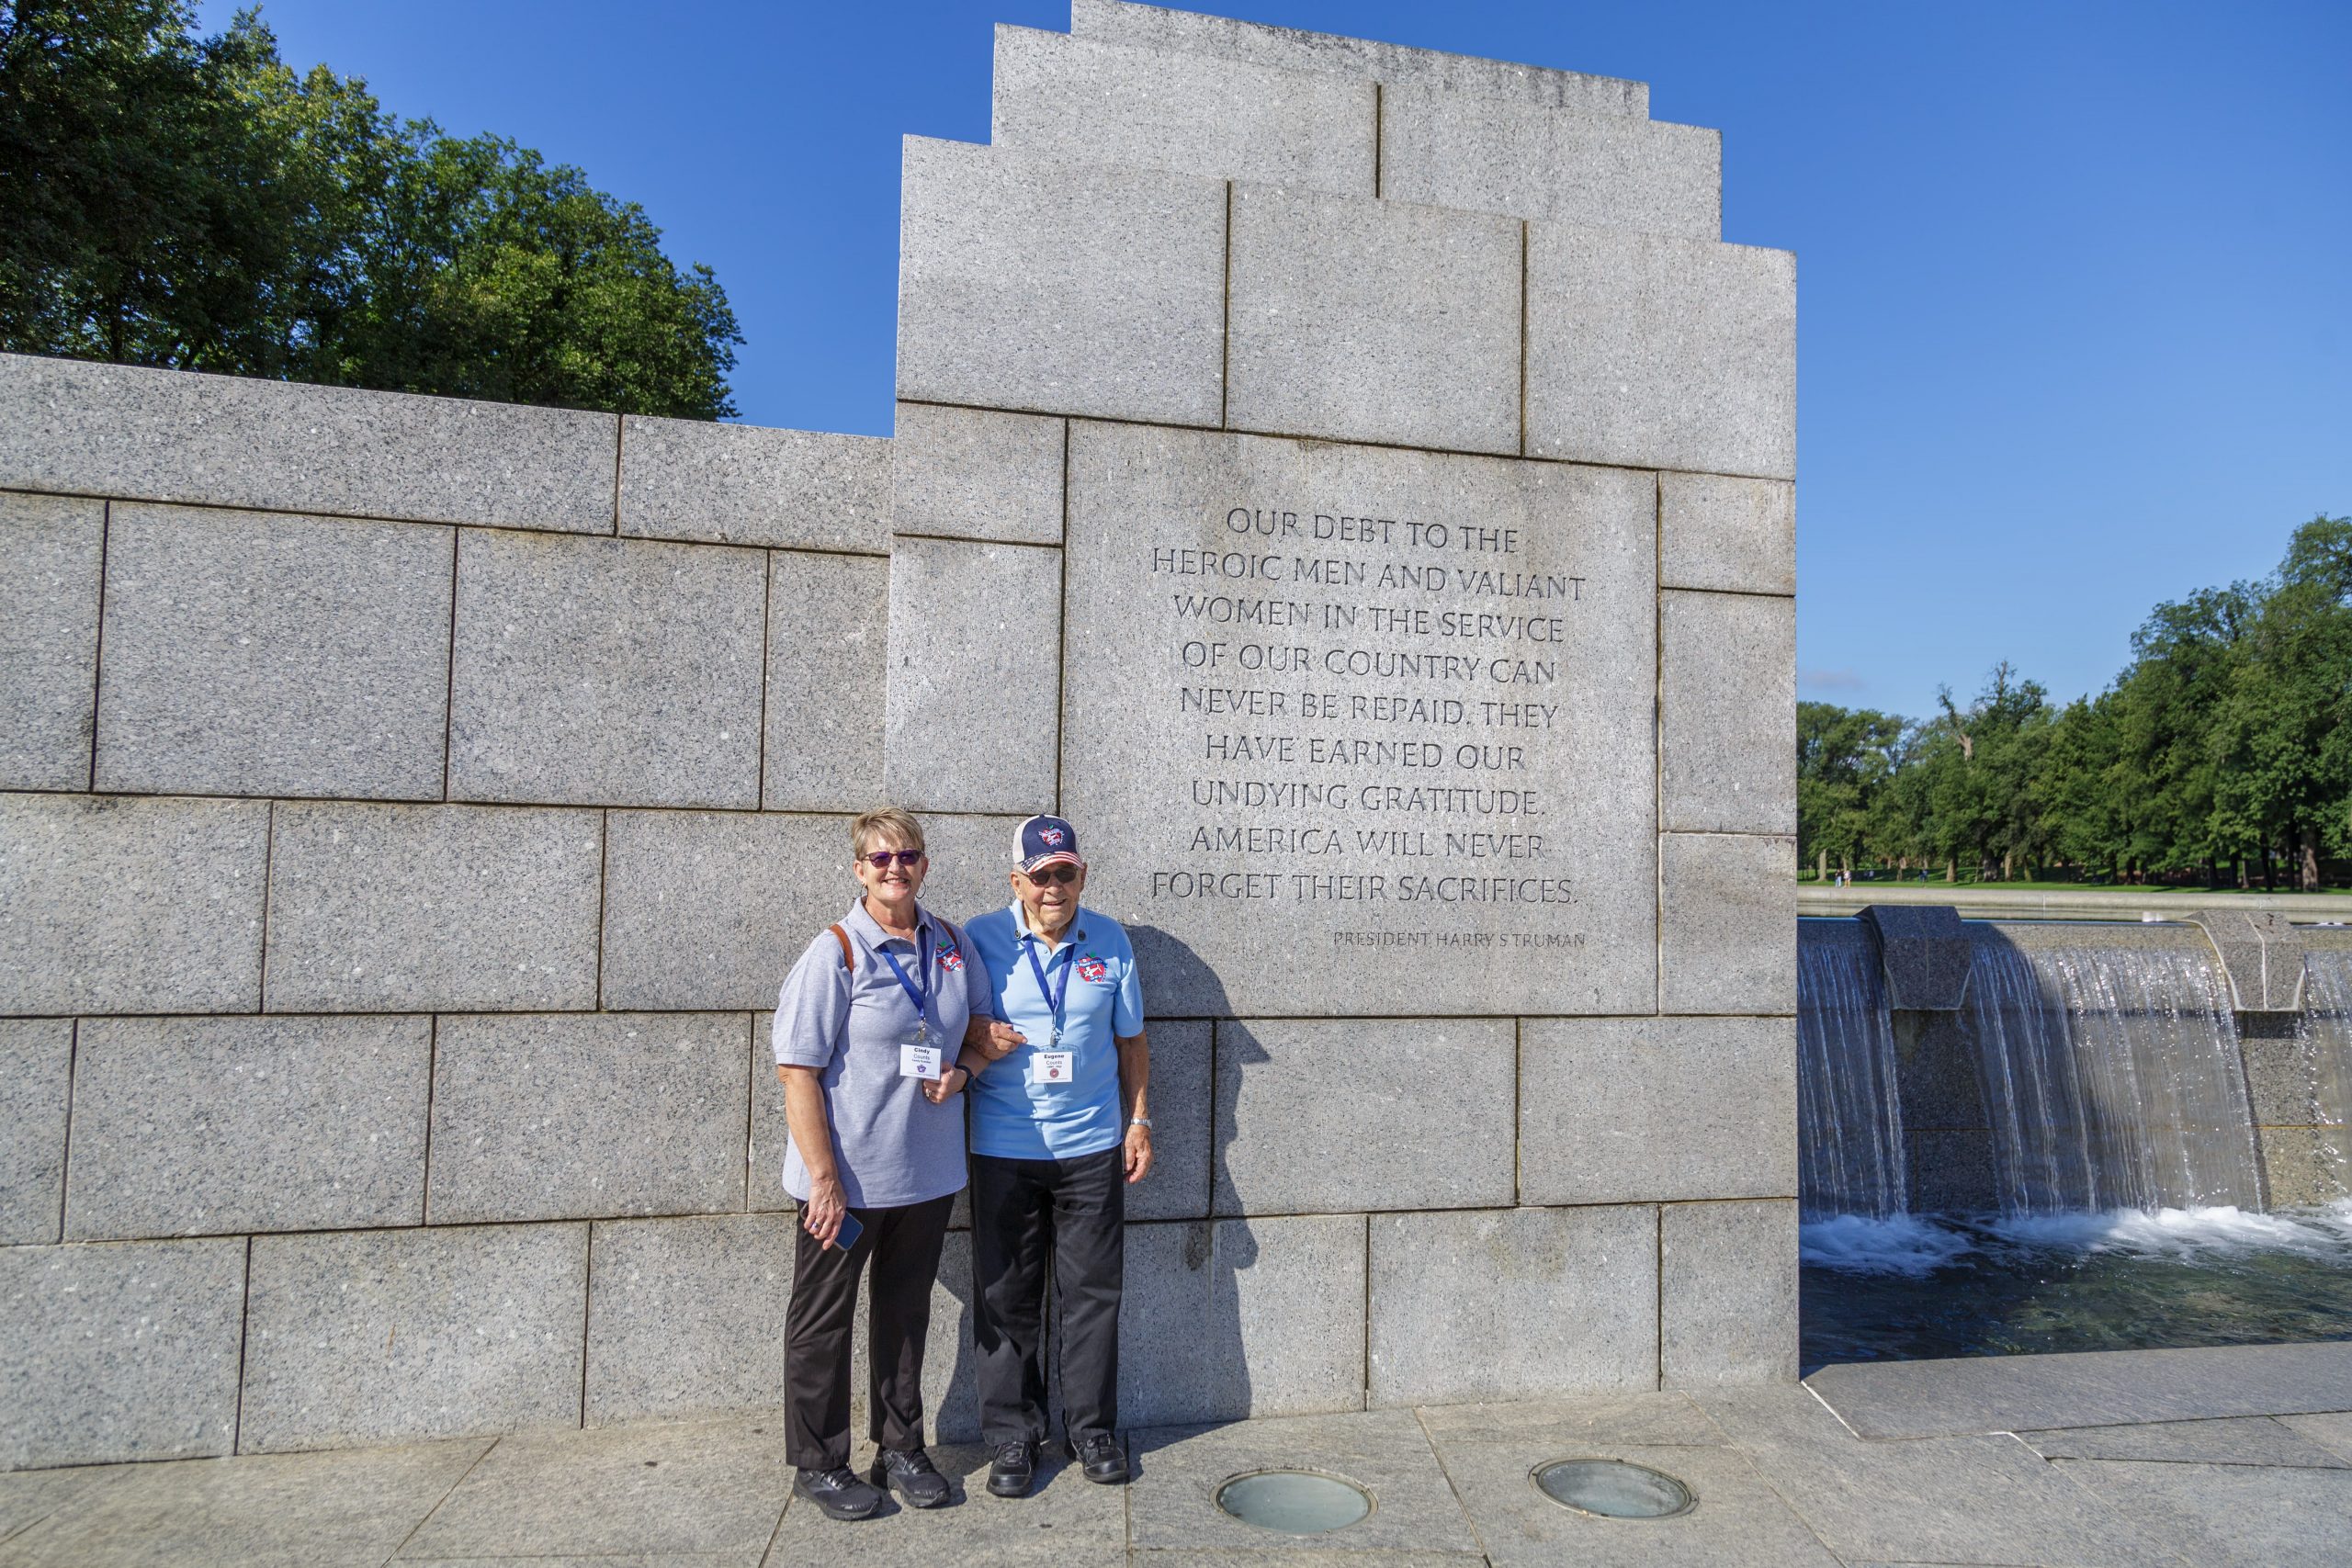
[
  {"xmin": 0, "ymin": 0, "xmax": 739, "ymax": 416},
  {"xmin": 1803, "ymin": 517, "xmax": 2352, "ymax": 889}
]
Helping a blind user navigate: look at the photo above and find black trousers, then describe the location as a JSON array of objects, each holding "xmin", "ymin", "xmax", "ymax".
[
  {"xmin": 783, "ymin": 1191, "xmax": 955, "ymax": 1471},
  {"xmin": 970, "ymin": 1146, "xmax": 1125, "ymax": 1444}
]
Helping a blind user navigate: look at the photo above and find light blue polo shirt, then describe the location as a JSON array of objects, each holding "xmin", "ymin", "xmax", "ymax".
[{"xmin": 962, "ymin": 902, "xmax": 1145, "ymax": 1160}]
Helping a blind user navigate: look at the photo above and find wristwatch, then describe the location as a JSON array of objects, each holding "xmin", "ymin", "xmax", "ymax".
[{"xmin": 1129, "ymin": 1116, "xmax": 1152, "ymax": 1128}]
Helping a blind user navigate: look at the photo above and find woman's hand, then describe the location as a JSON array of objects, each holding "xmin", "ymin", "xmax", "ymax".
[
  {"xmin": 1123, "ymin": 1122, "xmax": 1154, "ymax": 1184},
  {"xmin": 969, "ymin": 1019, "xmax": 1026, "ymax": 1061},
  {"xmin": 802, "ymin": 1172, "xmax": 850, "ymax": 1248},
  {"xmin": 922, "ymin": 1063, "xmax": 970, "ymax": 1105}
]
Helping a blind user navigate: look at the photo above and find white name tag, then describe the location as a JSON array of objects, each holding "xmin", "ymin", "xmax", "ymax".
[
  {"xmin": 899, "ymin": 1043, "xmax": 944, "ymax": 1080},
  {"xmin": 1029, "ymin": 1050, "xmax": 1075, "ymax": 1086}
]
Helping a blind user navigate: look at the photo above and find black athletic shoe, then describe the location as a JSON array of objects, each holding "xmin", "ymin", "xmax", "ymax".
[
  {"xmin": 1068, "ymin": 1430, "xmax": 1129, "ymax": 1484},
  {"xmin": 987, "ymin": 1438, "xmax": 1036, "ymax": 1498},
  {"xmin": 869, "ymin": 1446, "xmax": 953, "ymax": 1509},
  {"xmin": 794, "ymin": 1465, "xmax": 885, "ymax": 1521}
]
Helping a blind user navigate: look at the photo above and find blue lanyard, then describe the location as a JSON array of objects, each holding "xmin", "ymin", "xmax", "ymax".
[
  {"xmin": 1022, "ymin": 933, "xmax": 1074, "ymax": 1045},
  {"xmin": 877, "ymin": 925, "xmax": 932, "ymax": 1026}
]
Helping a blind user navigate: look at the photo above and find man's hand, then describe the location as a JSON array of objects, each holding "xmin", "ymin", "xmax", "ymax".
[
  {"xmin": 1123, "ymin": 1122, "xmax": 1154, "ymax": 1184},
  {"xmin": 922, "ymin": 1063, "xmax": 969, "ymax": 1105},
  {"xmin": 967, "ymin": 1019, "xmax": 1027, "ymax": 1061},
  {"xmin": 802, "ymin": 1172, "xmax": 850, "ymax": 1248}
]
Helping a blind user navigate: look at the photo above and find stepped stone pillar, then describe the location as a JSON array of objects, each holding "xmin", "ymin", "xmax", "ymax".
[{"xmin": 883, "ymin": 1, "xmax": 1797, "ymax": 1422}]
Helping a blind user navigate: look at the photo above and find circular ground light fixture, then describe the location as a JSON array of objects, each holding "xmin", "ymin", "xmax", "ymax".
[
  {"xmin": 1530, "ymin": 1458, "xmax": 1695, "ymax": 1519},
  {"xmin": 1214, "ymin": 1469, "xmax": 1374, "ymax": 1535}
]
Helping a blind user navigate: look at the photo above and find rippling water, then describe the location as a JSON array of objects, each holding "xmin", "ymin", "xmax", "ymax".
[{"xmin": 1801, "ymin": 1202, "xmax": 2352, "ymax": 1367}]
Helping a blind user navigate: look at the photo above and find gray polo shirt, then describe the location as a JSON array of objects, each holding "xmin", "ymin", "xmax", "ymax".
[{"xmin": 773, "ymin": 897, "xmax": 991, "ymax": 1209}]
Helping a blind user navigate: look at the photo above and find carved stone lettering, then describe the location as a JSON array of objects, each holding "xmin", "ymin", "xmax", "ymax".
[{"xmin": 1062, "ymin": 423, "xmax": 1657, "ymax": 1016}]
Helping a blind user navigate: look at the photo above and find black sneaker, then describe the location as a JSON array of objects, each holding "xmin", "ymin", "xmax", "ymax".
[
  {"xmin": 987, "ymin": 1438, "xmax": 1036, "ymax": 1498},
  {"xmin": 1067, "ymin": 1430, "xmax": 1129, "ymax": 1484},
  {"xmin": 794, "ymin": 1465, "xmax": 884, "ymax": 1521},
  {"xmin": 869, "ymin": 1446, "xmax": 953, "ymax": 1509}
]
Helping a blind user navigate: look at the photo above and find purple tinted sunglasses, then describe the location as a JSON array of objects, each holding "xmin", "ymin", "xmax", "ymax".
[{"xmin": 861, "ymin": 849, "xmax": 925, "ymax": 869}]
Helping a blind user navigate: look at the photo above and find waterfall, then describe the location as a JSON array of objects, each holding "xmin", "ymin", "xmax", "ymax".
[
  {"xmin": 1965, "ymin": 937, "xmax": 2263, "ymax": 1215},
  {"xmin": 2301, "ymin": 950, "xmax": 2352, "ymax": 1173},
  {"xmin": 1797, "ymin": 929, "xmax": 1907, "ymax": 1219}
]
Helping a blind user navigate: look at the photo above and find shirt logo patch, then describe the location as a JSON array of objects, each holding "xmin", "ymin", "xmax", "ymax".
[
  {"xmin": 939, "ymin": 946, "xmax": 964, "ymax": 972},
  {"xmin": 1077, "ymin": 956, "xmax": 1108, "ymax": 983}
]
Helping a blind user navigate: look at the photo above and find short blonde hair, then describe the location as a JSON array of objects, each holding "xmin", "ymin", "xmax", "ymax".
[{"xmin": 851, "ymin": 807, "xmax": 926, "ymax": 859}]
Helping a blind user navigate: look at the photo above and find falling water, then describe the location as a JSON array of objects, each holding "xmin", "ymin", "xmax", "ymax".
[
  {"xmin": 1797, "ymin": 928, "xmax": 1907, "ymax": 1219},
  {"xmin": 1965, "ymin": 937, "xmax": 2264, "ymax": 1215},
  {"xmin": 2300, "ymin": 950, "xmax": 2352, "ymax": 1178}
]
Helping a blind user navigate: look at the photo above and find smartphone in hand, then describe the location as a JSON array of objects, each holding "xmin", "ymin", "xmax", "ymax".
[{"xmin": 829, "ymin": 1212, "xmax": 865, "ymax": 1252}]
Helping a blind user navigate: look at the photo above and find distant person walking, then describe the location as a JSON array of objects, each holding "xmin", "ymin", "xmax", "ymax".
[
  {"xmin": 953, "ymin": 816, "xmax": 1153, "ymax": 1497},
  {"xmin": 773, "ymin": 808, "xmax": 990, "ymax": 1520}
]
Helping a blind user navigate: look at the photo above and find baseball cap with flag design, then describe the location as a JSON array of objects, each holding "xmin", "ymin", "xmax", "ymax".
[{"xmin": 1013, "ymin": 815, "xmax": 1084, "ymax": 874}]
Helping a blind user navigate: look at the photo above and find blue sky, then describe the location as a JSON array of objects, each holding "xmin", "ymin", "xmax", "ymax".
[{"xmin": 198, "ymin": 0, "xmax": 2351, "ymax": 723}]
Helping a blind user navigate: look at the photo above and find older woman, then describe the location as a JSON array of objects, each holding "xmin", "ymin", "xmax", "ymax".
[{"xmin": 774, "ymin": 807, "xmax": 988, "ymax": 1520}]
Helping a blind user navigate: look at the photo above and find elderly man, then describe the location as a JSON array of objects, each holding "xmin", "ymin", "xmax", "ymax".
[{"xmin": 954, "ymin": 815, "xmax": 1152, "ymax": 1497}]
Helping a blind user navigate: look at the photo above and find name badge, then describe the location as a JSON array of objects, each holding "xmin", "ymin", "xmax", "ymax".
[
  {"xmin": 899, "ymin": 1043, "xmax": 944, "ymax": 1080},
  {"xmin": 1029, "ymin": 1050, "xmax": 1075, "ymax": 1086}
]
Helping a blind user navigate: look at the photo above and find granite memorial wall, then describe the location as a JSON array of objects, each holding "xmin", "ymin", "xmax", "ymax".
[{"xmin": 0, "ymin": 0, "xmax": 1795, "ymax": 1471}]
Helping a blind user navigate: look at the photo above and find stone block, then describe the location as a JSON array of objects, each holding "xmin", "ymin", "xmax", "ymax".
[
  {"xmin": 915, "ymin": 811, "xmax": 1029, "ymax": 929},
  {"xmin": 1069, "ymin": 0, "xmax": 1648, "ymax": 116},
  {"xmin": 1214, "ymin": 1018, "xmax": 1514, "ymax": 1214},
  {"xmin": 427, "ymin": 1012, "xmax": 749, "ymax": 1224},
  {"xmin": 1661, "ymin": 831, "xmax": 1797, "ymax": 1015},
  {"xmin": 1131, "ymin": 1018, "xmax": 1212, "ymax": 1222},
  {"xmin": 1119, "ymin": 1215, "xmax": 1367, "ymax": 1427},
  {"xmin": 883, "ymin": 536, "xmax": 1061, "ymax": 814},
  {"xmin": 1662, "ymin": 1198, "xmax": 1798, "ymax": 1386},
  {"xmin": 448, "ymin": 530, "xmax": 765, "ymax": 808},
  {"xmin": 0, "ymin": 352, "xmax": 616, "ymax": 532},
  {"xmin": 1381, "ymin": 86, "xmax": 1719, "ymax": 237},
  {"xmin": 1368, "ymin": 1205, "xmax": 1657, "ymax": 1405},
  {"xmin": 1227, "ymin": 184, "xmax": 1521, "ymax": 455},
  {"xmin": 2254, "ymin": 1123, "xmax": 2351, "ymax": 1209},
  {"xmin": 1526, "ymin": 226, "xmax": 1796, "ymax": 479},
  {"xmin": 763, "ymin": 550, "xmax": 888, "ymax": 811},
  {"xmin": 1660, "ymin": 471, "xmax": 1795, "ymax": 596},
  {"xmin": 618, "ymin": 414, "xmax": 888, "ymax": 551},
  {"xmin": 94, "ymin": 504, "xmax": 453, "ymax": 800},
  {"xmin": 1061, "ymin": 422, "xmax": 1657, "ymax": 1017},
  {"xmin": 583, "ymin": 1212, "xmax": 792, "ymax": 1425},
  {"xmin": 0, "ymin": 491, "xmax": 102, "ymax": 790},
  {"xmin": 1906, "ymin": 1128, "xmax": 2001, "ymax": 1212},
  {"xmin": 65, "ymin": 1015, "xmax": 430, "ymax": 1240},
  {"xmin": 240, "ymin": 1222, "xmax": 588, "ymax": 1452},
  {"xmin": 0, "ymin": 1238, "xmax": 246, "ymax": 1469},
  {"xmin": 1891, "ymin": 1008, "xmax": 1987, "ymax": 1130},
  {"xmin": 600, "ymin": 810, "xmax": 852, "ymax": 1010},
  {"xmin": 992, "ymin": 27, "xmax": 1374, "ymax": 196},
  {"xmin": 1861, "ymin": 905, "xmax": 1976, "ymax": 1012},
  {"xmin": 2241, "ymin": 1026, "xmax": 2319, "ymax": 1129},
  {"xmin": 748, "ymin": 1014, "xmax": 792, "ymax": 1213},
  {"xmin": 896, "ymin": 136, "xmax": 1226, "ymax": 426},
  {"xmin": 0, "ymin": 793, "xmax": 266, "ymax": 1014},
  {"xmin": 264, "ymin": 802, "xmax": 601, "ymax": 1012},
  {"xmin": 1661, "ymin": 589, "xmax": 1796, "ymax": 835},
  {"xmin": 891, "ymin": 401, "xmax": 1064, "ymax": 546},
  {"xmin": 2185, "ymin": 908, "xmax": 2310, "ymax": 1012},
  {"xmin": 1519, "ymin": 1016, "xmax": 1796, "ymax": 1204},
  {"xmin": 0, "ymin": 1020, "xmax": 71, "ymax": 1244}
]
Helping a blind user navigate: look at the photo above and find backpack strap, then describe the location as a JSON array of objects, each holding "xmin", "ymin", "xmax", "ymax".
[{"xmin": 828, "ymin": 923, "xmax": 854, "ymax": 973}]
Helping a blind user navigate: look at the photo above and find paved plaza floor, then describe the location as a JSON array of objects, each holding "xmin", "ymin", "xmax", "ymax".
[{"xmin": 4, "ymin": 1344, "xmax": 2349, "ymax": 1567}]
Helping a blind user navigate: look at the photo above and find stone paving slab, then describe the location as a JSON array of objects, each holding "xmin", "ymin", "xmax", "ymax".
[
  {"xmin": 0, "ymin": 1439, "xmax": 485, "ymax": 1568},
  {"xmin": 2052, "ymin": 1456, "xmax": 2352, "ymax": 1568},
  {"xmin": 2018, "ymin": 1414, "xmax": 2351, "ymax": 1469},
  {"xmin": 1411, "ymin": 1391, "xmax": 1727, "ymax": 1449},
  {"xmin": 1805, "ymin": 1341, "xmax": 2352, "ymax": 1438},
  {"xmin": 2280, "ymin": 1410, "xmax": 2352, "ymax": 1461},
  {"xmin": 1693, "ymin": 1385, "xmax": 2190, "ymax": 1567},
  {"xmin": 396, "ymin": 1417, "xmax": 787, "ymax": 1562},
  {"xmin": 1127, "ymin": 1409, "xmax": 1480, "ymax": 1556}
]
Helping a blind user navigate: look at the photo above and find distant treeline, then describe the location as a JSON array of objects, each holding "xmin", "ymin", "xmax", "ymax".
[{"xmin": 1800, "ymin": 515, "xmax": 2352, "ymax": 891}]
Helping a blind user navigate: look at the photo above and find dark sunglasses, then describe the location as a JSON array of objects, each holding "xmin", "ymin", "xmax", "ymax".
[
  {"xmin": 860, "ymin": 849, "xmax": 925, "ymax": 869},
  {"xmin": 1023, "ymin": 863, "xmax": 1080, "ymax": 886}
]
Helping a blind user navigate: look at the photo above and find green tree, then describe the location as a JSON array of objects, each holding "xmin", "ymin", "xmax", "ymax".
[
  {"xmin": 0, "ymin": 1, "xmax": 739, "ymax": 416},
  {"xmin": 1797, "ymin": 701, "xmax": 1903, "ymax": 877}
]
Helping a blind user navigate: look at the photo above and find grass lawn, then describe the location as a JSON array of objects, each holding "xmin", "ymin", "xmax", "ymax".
[{"xmin": 1796, "ymin": 874, "xmax": 2351, "ymax": 895}]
